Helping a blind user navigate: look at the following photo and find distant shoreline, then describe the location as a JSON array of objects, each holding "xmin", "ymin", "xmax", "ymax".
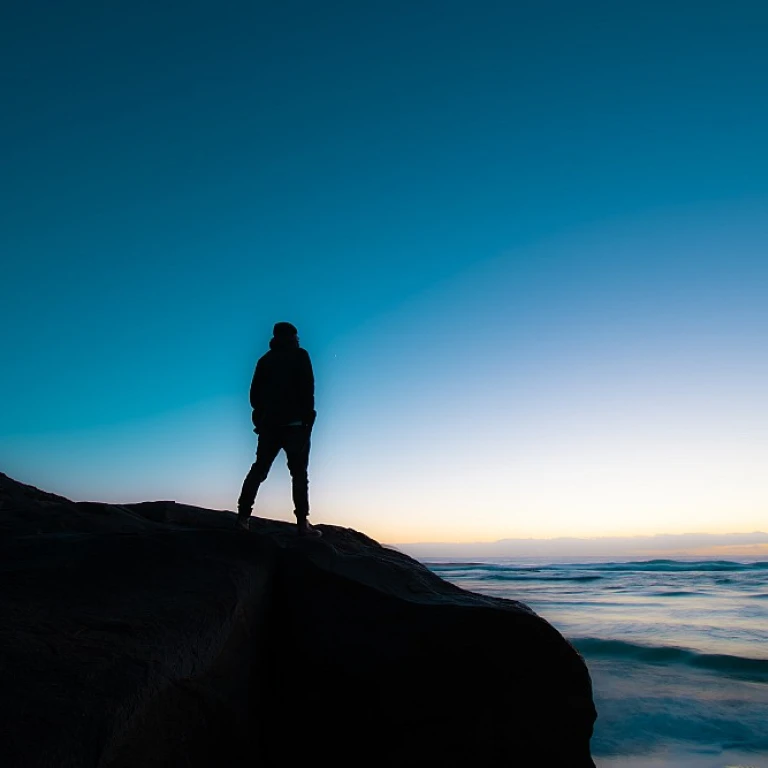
[{"xmin": 391, "ymin": 531, "xmax": 768, "ymax": 560}]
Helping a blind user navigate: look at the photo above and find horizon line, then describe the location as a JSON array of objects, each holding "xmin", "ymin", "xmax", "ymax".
[{"xmin": 389, "ymin": 530, "xmax": 768, "ymax": 547}]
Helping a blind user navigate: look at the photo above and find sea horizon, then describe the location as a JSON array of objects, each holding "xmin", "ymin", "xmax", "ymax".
[{"xmin": 390, "ymin": 531, "xmax": 768, "ymax": 562}]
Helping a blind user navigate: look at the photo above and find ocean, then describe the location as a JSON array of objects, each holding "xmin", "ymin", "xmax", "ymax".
[{"xmin": 424, "ymin": 558, "xmax": 768, "ymax": 768}]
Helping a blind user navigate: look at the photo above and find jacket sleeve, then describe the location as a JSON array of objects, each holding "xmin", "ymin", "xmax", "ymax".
[
  {"xmin": 299, "ymin": 350, "xmax": 316, "ymax": 427},
  {"xmin": 249, "ymin": 360, "xmax": 263, "ymax": 430}
]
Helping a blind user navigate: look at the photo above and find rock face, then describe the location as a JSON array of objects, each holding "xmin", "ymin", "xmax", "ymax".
[{"xmin": 0, "ymin": 472, "xmax": 597, "ymax": 767}]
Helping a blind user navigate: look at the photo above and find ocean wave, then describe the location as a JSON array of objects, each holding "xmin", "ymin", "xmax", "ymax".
[
  {"xmin": 573, "ymin": 637, "xmax": 768, "ymax": 682},
  {"xmin": 429, "ymin": 563, "xmax": 542, "ymax": 572},
  {"xmin": 427, "ymin": 562, "xmax": 486, "ymax": 568},
  {"xmin": 429, "ymin": 563, "xmax": 605, "ymax": 581},
  {"xmin": 476, "ymin": 573, "xmax": 604, "ymax": 582},
  {"xmin": 429, "ymin": 559, "xmax": 768, "ymax": 575},
  {"xmin": 586, "ymin": 559, "xmax": 768, "ymax": 573}
]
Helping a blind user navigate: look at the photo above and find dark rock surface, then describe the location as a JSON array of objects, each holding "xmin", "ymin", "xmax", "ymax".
[{"xmin": 0, "ymin": 472, "xmax": 597, "ymax": 767}]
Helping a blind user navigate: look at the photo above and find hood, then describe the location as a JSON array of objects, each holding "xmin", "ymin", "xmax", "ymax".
[{"xmin": 269, "ymin": 336, "xmax": 299, "ymax": 351}]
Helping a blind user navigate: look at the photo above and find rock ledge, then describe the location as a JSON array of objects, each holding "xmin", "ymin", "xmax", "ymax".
[{"xmin": 0, "ymin": 472, "xmax": 596, "ymax": 767}]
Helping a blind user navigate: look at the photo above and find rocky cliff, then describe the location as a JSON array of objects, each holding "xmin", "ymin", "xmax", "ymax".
[{"xmin": 0, "ymin": 472, "xmax": 596, "ymax": 767}]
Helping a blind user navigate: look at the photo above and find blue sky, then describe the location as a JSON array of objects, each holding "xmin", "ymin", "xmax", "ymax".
[{"xmin": 2, "ymin": 1, "xmax": 767, "ymax": 543}]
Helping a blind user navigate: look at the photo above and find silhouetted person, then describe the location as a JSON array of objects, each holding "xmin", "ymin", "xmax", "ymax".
[{"xmin": 237, "ymin": 322, "xmax": 321, "ymax": 537}]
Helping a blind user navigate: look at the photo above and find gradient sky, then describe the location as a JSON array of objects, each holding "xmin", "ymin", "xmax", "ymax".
[{"xmin": 2, "ymin": 1, "xmax": 767, "ymax": 544}]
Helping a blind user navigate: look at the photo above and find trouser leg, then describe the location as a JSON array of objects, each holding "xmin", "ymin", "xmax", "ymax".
[
  {"xmin": 284, "ymin": 426, "xmax": 312, "ymax": 519},
  {"xmin": 237, "ymin": 431, "xmax": 281, "ymax": 518}
]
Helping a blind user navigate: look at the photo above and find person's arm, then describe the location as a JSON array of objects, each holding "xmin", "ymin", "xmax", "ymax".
[
  {"xmin": 249, "ymin": 359, "xmax": 264, "ymax": 432},
  {"xmin": 299, "ymin": 350, "xmax": 316, "ymax": 427}
]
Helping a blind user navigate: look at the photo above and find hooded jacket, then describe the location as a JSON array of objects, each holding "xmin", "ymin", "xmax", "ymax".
[{"xmin": 249, "ymin": 336, "xmax": 315, "ymax": 433}]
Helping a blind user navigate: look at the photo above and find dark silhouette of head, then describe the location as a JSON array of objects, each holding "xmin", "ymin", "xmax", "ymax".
[
  {"xmin": 271, "ymin": 321, "xmax": 300, "ymax": 349},
  {"xmin": 273, "ymin": 321, "xmax": 298, "ymax": 338}
]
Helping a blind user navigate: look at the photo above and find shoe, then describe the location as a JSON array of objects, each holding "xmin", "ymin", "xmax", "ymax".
[
  {"xmin": 235, "ymin": 513, "xmax": 250, "ymax": 532},
  {"xmin": 296, "ymin": 519, "xmax": 322, "ymax": 538}
]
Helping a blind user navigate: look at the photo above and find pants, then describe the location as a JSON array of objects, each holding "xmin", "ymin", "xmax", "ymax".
[{"xmin": 238, "ymin": 425, "xmax": 311, "ymax": 519}]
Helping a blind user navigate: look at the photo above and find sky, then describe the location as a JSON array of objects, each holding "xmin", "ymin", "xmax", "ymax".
[{"xmin": 2, "ymin": 1, "xmax": 767, "ymax": 546}]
